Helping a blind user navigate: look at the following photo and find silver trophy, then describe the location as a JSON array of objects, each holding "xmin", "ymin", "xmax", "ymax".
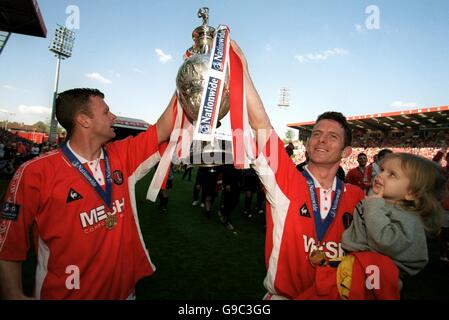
[
  {"xmin": 176, "ymin": 7, "xmax": 230, "ymax": 123},
  {"xmin": 176, "ymin": 8, "xmax": 232, "ymax": 166}
]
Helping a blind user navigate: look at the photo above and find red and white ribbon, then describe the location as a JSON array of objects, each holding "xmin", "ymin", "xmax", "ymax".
[
  {"xmin": 146, "ymin": 96, "xmax": 183, "ymax": 202},
  {"xmin": 193, "ymin": 25, "xmax": 231, "ymax": 142},
  {"xmin": 229, "ymin": 44, "xmax": 255, "ymax": 169}
]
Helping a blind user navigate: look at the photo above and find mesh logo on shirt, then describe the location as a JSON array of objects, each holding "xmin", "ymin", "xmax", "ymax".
[
  {"xmin": 303, "ymin": 235, "xmax": 344, "ymax": 259},
  {"xmin": 79, "ymin": 197, "xmax": 125, "ymax": 233}
]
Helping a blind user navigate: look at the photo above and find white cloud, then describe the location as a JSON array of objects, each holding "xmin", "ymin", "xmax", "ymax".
[
  {"xmin": 18, "ymin": 105, "xmax": 51, "ymax": 115},
  {"xmin": 294, "ymin": 48, "xmax": 349, "ymax": 63},
  {"xmin": 133, "ymin": 68, "xmax": 144, "ymax": 74},
  {"xmin": 265, "ymin": 44, "xmax": 272, "ymax": 52},
  {"xmin": 85, "ymin": 72, "xmax": 112, "ymax": 84},
  {"xmin": 155, "ymin": 48, "xmax": 172, "ymax": 63},
  {"xmin": 391, "ymin": 101, "xmax": 417, "ymax": 108},
  {"xmin": 0, "ymin": 105, "xmax": 50, "ymax": 125},
  {"xmin": 0, "ymin": 108, "xmax": 14, "ymax": 114},
  {"xmin": 1, "ymin": 85, "xmax": 15, "ymax": 90}
]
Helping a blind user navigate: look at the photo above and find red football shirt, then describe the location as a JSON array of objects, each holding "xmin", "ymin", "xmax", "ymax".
[
  {"xmin": 0, "ymin": 126, "xmax": 161, "ymax": 299},
  {"xmin": 253, "ymin": 132, "xmax": 365, "ymax": 299}
]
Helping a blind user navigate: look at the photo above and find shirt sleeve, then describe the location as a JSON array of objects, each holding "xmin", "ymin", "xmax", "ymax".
[
  {"xmin": 0, "ymin": 163, "xmax": 41, "ymax": 261},
  {"xmin": 107, "ymin": 125, "xmax": 161, "ymax": 180},
  {"xmin": 252, "ymin": 130, "xmax": 302, "ymax": 208}
]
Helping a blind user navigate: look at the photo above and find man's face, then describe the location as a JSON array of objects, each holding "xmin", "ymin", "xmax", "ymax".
[
  {"xmin": 87, "ymin": 96, "xmax": 117, "ymax": 142},
  {"xmin": 357, "ymin": 154, "xmax": 368, "ymax": 167},
  {"xmin": 306, "ymin": 119, "xmax": 348, "ymax": 165}
]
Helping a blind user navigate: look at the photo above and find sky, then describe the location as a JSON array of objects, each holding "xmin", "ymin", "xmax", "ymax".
[{"xmin": 1, "ymin": 0, "xmax": 449, "ymax": 139}]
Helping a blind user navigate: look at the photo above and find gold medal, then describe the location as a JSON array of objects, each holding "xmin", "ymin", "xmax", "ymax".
[
  {"xmin": 105, "ymin": 214, "xmax": 118, "ymax": 230},
  {"xmin": 309, "ymin": 249, "xmax": 328, "ymax": 267}
]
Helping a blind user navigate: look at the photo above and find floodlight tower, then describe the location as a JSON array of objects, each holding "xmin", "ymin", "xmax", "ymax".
[
  {"xmin": 278, "ymin": 87, "xmax": 290, "ymax": 109},
  {"xmin": 48, "ymin": 25, "xmax": 75, "ymax": 144}
]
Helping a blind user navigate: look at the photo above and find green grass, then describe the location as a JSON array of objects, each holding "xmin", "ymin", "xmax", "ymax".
[
  {"xmin": 2, "ymin": 170, "xmax": 449, "ymax": 300},
  {"xmin": 134, "ymin": 171, "xmax": 266, "ymax": 299},
  {"xmin": 1, "ymin": 170, "xmax": 267, "ymax": 300}
]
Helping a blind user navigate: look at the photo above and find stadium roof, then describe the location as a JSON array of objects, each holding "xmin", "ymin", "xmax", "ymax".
[
  {"xmin": 113, "ymin": 116, "xmax": 150, "ymax": 131},
  {"xmin": 288, "ymin": 105, "xmax": 449, "ymax": 134},
  {"xmin": 0, "ymin": 0, "xmax": 47, "ymax": 38}
]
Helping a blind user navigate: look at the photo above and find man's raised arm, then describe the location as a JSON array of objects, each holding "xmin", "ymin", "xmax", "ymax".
[
  {"xmin": 231, "ymin": 41, "xmax": 272, "ymax": 137},
  {"xmin": 155, "ymin": 93, "xmax": 176, "ymax": 145}
]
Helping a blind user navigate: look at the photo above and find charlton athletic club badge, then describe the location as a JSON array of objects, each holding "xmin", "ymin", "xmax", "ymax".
[{"xmin": 112, "ymin": 170, "xmax": 124, "ymax": 185}]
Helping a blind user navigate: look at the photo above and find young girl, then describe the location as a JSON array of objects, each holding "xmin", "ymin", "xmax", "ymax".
[{"xmin": 339, "ymin": 152, "xmax": 448, "ymax": 298}]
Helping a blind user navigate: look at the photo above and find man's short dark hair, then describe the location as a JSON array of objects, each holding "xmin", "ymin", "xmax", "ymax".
[
  {"xmin": 315, "ymin": 111, "xmax": 352, "ymax": 147},
  {"xmin": 358, "ymin": 152, "xmax": 367, "ymax": 159},
  {"xmin": 55, "ymin": 88, "xmax": 104, "ymax": 139}
]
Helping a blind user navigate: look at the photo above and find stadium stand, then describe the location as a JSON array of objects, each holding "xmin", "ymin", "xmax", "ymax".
[
  {"xmin": 0, "ymin": 0, "xmax": 47, "ymax": 56},
  {"xmin": 112, "ymin": 116, "xmax": 150, "ymax": 140},
  {"xmin": 288, "ymin": 106, "xmax": 449, "ymax": 172},
  {"xmin": 0, "ymin": 0, "xmax": 47, "ymax": 38}
]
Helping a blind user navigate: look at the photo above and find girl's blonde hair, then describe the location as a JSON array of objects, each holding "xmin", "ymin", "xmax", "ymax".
[{"xmin": 382, "ymin": 152, "xmax": 448, "ymax": 236}]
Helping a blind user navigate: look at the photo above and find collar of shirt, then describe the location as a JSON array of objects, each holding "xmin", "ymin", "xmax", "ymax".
[
  {"xmin": 304, "ymin": 164, "xmax": 336, "ymax": 192},
  {"xmin": 66, "ymin": 140, "xmax": 106, "ymax": 186},
  {"xmin": 304, "ymin": 165, "xmax": 337, "ymax": 220},
  {"xmin": 66, "ymin": 140, "xmax": 104, "ymax": 164}
]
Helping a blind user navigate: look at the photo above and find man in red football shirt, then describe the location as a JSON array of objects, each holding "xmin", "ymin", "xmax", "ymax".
[
  {"xmin": 345, "ymin": 152, "xmax": 372, "ymax": 193},
  {"xmin": 231, "ymin": 41, "xmax": 365, "ymax": 299},
  {"xmin": 0, "ymin": 88, "xmax": 175, "ymax": 299}
]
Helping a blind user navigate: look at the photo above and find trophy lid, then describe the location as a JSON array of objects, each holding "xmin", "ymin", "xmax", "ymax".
[{"xmin": 191, "ymin": 7, "xmax": 215, "ymax": 54}]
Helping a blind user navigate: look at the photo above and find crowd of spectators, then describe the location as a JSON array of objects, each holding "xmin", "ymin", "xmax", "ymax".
[
  {"xmin": 1, "ymin": 126, "xmax": 448, "ymax": 180},
  {"xmin": 291, "ymin": 130, "xmax": 448, "ymax": 173},
  {"xmin": 0, "ymin": 129, "xmax": 58, "ymax": 179}
]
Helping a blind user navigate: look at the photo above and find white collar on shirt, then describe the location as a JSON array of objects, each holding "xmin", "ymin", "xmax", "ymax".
[
  {"xmin": 304, "ymin": 164, "xmax": 337, "ymax": 192},
  {"xmin": 66, "ymin": 140, "xmax": 104, "ymax": 164}
]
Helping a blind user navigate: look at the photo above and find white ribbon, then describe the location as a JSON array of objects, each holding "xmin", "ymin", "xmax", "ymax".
[{"xmin": 146, "ymin": 99, "xmax": 183, "ymax": 202}]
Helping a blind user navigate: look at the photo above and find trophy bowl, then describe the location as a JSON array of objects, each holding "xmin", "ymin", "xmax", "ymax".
[{"xmin": 176, "ymin": 53, "xmax": 230, "ymax": 124}]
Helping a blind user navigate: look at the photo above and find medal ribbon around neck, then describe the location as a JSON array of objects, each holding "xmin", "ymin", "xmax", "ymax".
[
  {"xmin": 301, "ymin": 170, "xmax": 343, "ymax": 242},
  {"xmin": 61, "ymin": 143, "xmax": 113, "ymax": 208}
]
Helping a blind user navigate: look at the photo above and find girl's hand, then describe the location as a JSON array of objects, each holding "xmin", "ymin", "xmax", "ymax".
[{"xmin": 369, "ymin": 181, "xmax": 384, "ymax": 199}]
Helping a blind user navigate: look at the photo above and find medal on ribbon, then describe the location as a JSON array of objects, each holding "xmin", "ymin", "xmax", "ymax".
[
  {"xmin": 105, "ymin": 214, "xmax": 118, "ymax": 231},
  {"xmin": 61, "ymin": 144, "xmax": 115, "ymax": 231},
  {"xmin": 301, "ymin": 170, "xmax": 343, "ymax": 267},
  {"xmin": 309, "ymin": 248, "xmax": 328, "ymax": 267}
]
